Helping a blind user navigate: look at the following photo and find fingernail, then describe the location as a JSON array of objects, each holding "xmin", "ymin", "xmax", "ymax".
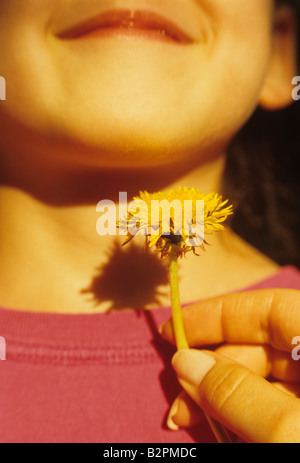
[
  {"xmin": 172, "ymin": 349, "xmax": 216, "ymax": 386},
  {"xmin": 159, "ymin": 320, "xmax": 171, "ymax": 335},
  {"xmin": 167, "ymin": 398, "xmax": 180, "ymax": 431},
  {"xmin": 158, "ymin": 323, "xmax": 165, "ymax": 335}
]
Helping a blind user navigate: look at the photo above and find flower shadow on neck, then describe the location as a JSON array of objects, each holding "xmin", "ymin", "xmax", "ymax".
[{"xmin": 80, "ymin": 240, "xmax": 169, "ymax": 311}]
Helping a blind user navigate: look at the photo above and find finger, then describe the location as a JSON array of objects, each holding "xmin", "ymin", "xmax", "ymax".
[
  {"xmin": 215, "ymin": 344, "xmax": 273, "ymax": 377},
  {"xmin": 160, "ymin": 289, "xmax": 300, "ymax": 352},
  {"xmin": 272, "ymin": 382, "xmax": 300, "ymax": 398},
  {"xmin": 271, "ymin": 350, "xmax": 300, "ymax": 382},
  {"xmin": 216, "ymin": 344, "xmax": 300, "ymax": 382},
  {"xmin": 167, "ymin": 390, "xmax": 242, "ymax": 444},
  {"xmin": 172, "ymin": 349, "xmax": 300, "ymax": 443},
  {"xmin": 167, "ymin": 390, "xmax": 205, "ymax": 430}
]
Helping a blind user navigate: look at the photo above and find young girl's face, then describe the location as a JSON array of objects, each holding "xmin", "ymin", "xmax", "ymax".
[{"xmin": 0, "ymin": 0, "xmax": 275, "ymax": 169}]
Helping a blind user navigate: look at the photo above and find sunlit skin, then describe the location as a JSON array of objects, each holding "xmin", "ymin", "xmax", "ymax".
[
  {"xmin": 0, "ymin": 0, "xmax": 276, "ymax": 168},
  {"xmin": 0, "ymin": 0, "xmax": 298, "ymax": 442},
  {"xmin": 0, "ymin": 0, "xmax": 294, "ymax": 314}
]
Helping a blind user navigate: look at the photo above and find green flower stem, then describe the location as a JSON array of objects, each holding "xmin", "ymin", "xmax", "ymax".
[
  {"xmin": 169, "ymin": 253, "xmax": 232, "ymax": 444},
  {"xmin": 169, "ymin": 254, "xmax": 189, "ymax": 350}
]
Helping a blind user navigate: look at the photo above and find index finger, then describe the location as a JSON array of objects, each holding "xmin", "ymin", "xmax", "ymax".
[{"xmin": 159, "ymin": 289, "xmax": 300, "ymax": 352}]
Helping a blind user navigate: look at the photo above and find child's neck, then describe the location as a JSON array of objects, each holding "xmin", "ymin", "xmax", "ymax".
[{"xmin": 0, "ymin": 155, "xmax": 278, "ymax": 313}]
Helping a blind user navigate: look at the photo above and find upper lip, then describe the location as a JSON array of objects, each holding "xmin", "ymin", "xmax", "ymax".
[{"xmin": 57, "ymin": 9, "xmax": 194, "ymax": 44}]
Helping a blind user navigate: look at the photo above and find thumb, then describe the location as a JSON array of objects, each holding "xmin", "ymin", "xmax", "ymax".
[{"xmin": 172, "ymin": 349, "xmax": 300, "ymax": 443}]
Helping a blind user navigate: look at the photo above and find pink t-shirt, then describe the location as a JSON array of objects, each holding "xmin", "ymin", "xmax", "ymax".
[{"xmin": 1, "ymin": 266, "xmax": 300, "ymax": 443}]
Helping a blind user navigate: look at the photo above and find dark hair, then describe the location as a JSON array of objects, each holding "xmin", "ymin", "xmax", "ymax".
[{"xmin": 223, "ymin": 0, "xmax": 300, "ymax": 268}]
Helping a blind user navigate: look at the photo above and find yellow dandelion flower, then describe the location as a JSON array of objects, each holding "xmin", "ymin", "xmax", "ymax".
[{"xmin": 118, "ymin": 187, "xmax": 233, "ymax": 258}]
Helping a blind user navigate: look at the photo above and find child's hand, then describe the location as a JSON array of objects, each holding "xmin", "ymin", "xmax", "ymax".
[{"xmin": 159, "ymin": 289, "xmax": 300, "ymax": 443}]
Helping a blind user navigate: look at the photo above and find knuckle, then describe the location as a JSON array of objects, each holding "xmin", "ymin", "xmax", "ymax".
[{"xmin": 202, "ymin": 362, "xmax": 251, "ymax": 413}]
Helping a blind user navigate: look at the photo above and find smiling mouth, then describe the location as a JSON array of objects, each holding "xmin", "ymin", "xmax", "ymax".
[{"xmin": 57, "ymin": 9, "xmax": 194, "ymax": 45}]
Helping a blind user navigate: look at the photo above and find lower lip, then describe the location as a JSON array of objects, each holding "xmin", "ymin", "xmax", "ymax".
[{"xmin": 76, "ymin": 26, "xmax": 179, "ymax": 43}]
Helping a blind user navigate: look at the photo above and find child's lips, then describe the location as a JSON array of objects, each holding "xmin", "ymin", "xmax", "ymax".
[{"xmin": 57, "ymin": 9, "xmax": 195, "ymax": 45}]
